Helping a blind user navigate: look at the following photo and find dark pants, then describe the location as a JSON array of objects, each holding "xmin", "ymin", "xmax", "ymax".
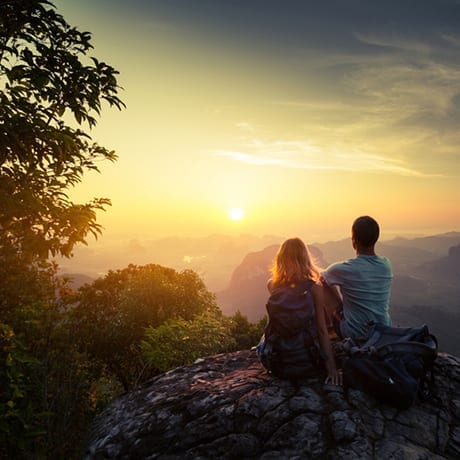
[{"xmin": 332, "ymin": 306, "xmax": 344, "ymax": 339}]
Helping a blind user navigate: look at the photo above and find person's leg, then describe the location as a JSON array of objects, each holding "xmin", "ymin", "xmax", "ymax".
[
  {"xmin": 331, "ymin": 306, "xmax": 344, "ymax": 339},
  {"xmin": 322, "ymin": 283, "xmax": 344, "ymax": 339}
]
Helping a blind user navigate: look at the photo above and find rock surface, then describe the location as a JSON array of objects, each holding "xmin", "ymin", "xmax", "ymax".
[{"xmin": 85, "ymin": 350, "xmax": 460, "ymax": 459}]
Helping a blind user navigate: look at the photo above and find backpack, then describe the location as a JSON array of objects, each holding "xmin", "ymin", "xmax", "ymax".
[
  {"xmin": 257, "ymin": 280, "xmax": 322, "ymax": 380},
  {"xmin": 341, "ymin": 323, "xmax": 438, "ymax": 409}
]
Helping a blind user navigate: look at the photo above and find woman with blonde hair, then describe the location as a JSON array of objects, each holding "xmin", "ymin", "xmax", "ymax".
[
  {"xmin": 269, "ymin": 237, "xmax": 321, "ymax": 290},
  {"xmin": 259, "ymin": 238, "xmax": 341, "ymax": 385}
]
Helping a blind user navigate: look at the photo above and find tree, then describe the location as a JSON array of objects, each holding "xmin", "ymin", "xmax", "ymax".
[
  {"xmin": 0, "ymin": 262, "xmax": 99, "ymax": 458},
  {"xmin": 0, "ymin": 0, "xmax": 124, "ymax": 261},
  {"xmin": 228, "ymin": 310, "xmax": 266, "ymax": 351},
  {"xmin": 142, "ymin": 313, "xmax": 236, "ymax": 372},
  {"xmin": 71, "ymin": 264, "xmax": 220, "ymax": 391},
  {"xmin": 0, "ymin": 321, "xmax": 41, "ymax": 457},
  {"xmin": 0, "ymin": 1, "xmax": 124, "ymax": 456}
]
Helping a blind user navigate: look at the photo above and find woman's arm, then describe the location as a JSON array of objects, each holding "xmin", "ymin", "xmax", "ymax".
[
  {"xmin": 320, "ymin": 276, "xmax": 343, "ymax": 324},
  {"xmin": 312, "ymin": 282, "xmax": 342, "ymax": 385}
]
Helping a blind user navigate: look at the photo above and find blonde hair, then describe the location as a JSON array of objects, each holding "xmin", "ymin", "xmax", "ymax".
[{"xmin": 270, "ymin": 237, "xmax": 321, "ymax": 290}]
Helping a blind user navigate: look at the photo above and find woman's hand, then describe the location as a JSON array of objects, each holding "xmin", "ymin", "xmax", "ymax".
[{"xmin": 325, "ymin": 368, "xmax": 343, "ymax": 386}]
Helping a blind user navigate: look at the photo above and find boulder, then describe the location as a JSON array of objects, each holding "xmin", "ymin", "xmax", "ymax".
[{"xmin": 85, "ymin": 351, "xmax": 460, "ymax": 459}]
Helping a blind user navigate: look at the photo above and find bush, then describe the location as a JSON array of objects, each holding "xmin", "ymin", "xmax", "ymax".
[{"xmin": 142, "ymin": 312, "xmax": 236, "ymax": 372}]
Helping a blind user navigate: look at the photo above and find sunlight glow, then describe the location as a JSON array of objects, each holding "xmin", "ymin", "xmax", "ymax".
[{"xmin": 229, "ymin": 207, "xmax": 245, "ymax": 221}]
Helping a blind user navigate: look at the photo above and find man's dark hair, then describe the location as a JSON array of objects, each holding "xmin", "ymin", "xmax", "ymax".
[{"xmin": 352, "ymin": 215, "xmax": 380, "ymax": 247}]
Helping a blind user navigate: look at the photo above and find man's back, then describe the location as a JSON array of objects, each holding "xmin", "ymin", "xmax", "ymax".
[{"xmin": 322, "ymin": 253, "xmax": 393, "ymax": 339}]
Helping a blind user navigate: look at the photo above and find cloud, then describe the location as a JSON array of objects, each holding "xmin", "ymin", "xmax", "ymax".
[
  {"xmin": 354, "ymin": 31, "xmax": 435, "ymax": 54},
  {"xmin": 214, "ymin": 150, "xmax": 283, "ymax": 166},
  {"xmin": 441, "ymin": 33, "xmax": 460, "ymax": 48},
  {"xmin": 213, "ymin": 139, "xmax": 430, "ymax": 177},
  {"xmin": 204, "ymin": 11, "xmax": 459, "ymax": 179},
  {"xmin": 264, "ymin": 27, "xmax": 460, "ymax": 175}
]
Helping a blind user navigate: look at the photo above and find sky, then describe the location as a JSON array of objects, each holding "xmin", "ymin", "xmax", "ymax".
[{"xmin": 54, "ymin": 0, "xmax": 460, "ymax": 244}]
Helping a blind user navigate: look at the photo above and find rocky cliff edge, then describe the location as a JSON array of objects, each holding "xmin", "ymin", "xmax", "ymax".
[{"xmin": 85, "ymin": 350, "xmax": 460, "ymax": 459}]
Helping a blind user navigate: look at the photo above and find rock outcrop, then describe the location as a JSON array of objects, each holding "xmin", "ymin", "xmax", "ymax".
[{"xmin": 85, "ymin": 350, "xmax": 460, "ymax": 459}]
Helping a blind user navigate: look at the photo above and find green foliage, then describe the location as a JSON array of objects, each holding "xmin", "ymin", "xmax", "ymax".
[
  {"xmin": 0, "ymin": 322, "xmax": 42, "ymax": 457},
  {"xmin": 0, "ymin": 0, "xmax": 125, "ymax": 260},
  {"xmin": 0, "ymin": 266, "xmax": 99, "ymax": 459},
  {"xmin": 0, "ymin": 1, "xmax": 125, "ymax": 456},
  {"xmin": 228, "ymin": 310, "xmax": 267, "ymax": 351},
  {"xmin": 142, "ymin": 312, "xmax": 236, "ymax": 372},
  {"xmin": 141, "ymin": 310, "xmax": 267, "ymax": 374},
  {"xmin": 36, "ymin": 322, "xmax": 106, "ymax": 458},
  {"xmin": 71, "ymin": 264, "xmax": 220, "ymax": 391}
]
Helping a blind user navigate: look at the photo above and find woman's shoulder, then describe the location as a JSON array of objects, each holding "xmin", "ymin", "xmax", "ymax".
[{"xmin": 267, "ymin": 278, "xmax": 274, "ymax": 292}]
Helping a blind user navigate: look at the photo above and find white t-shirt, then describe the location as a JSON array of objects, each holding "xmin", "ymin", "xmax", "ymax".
[{"xmin": 322, "ymin": 254, "xmax": 393, "ymax": 339}]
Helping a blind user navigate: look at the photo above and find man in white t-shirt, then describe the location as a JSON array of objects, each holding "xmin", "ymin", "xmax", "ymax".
[{"xmin": 321, "ymin": 216, "xmax": 393, "ymax": 340}]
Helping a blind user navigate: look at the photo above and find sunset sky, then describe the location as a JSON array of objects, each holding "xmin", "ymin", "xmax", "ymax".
[{"xmin": 55, "ymin": 0, "xmax": 460, "ymax": 244}]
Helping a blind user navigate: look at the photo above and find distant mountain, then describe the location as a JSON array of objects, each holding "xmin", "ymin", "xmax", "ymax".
[
  {"xmin": 389, "ymin": 243, "xmax": 460, "ymax": 310},
  {"xmin": 384, "ymin": 232, "xmax": 460, "ymax": 256},
  {"xmin": 217, "ymin": 245, "xmax": 276, "ymax": 322},
  {"xmin": 416, "ymin": 243, "xmax": 460, "ymax": 286}
]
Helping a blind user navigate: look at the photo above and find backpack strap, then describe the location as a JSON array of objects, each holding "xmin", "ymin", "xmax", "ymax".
[
  {"xmin": 377, "ymin": 340, "xmax": 437, "ymax": 363},
  {"xmin": 259, "ymin": 331, "xmax": 276, "ymax": 371}
]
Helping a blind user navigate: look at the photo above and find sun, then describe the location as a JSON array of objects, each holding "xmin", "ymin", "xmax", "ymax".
[{"xmin": 229, "ymin": 207, "xmax": 245, "ymax": 221}]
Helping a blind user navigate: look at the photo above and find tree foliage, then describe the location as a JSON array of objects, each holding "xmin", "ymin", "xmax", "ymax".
[
  {"xmin": 142, "ymin": 313, "xmax": 236, "ymax": 372},
  {"xmin": 0, "ymin": 322, "xmax": 41, "ymax": 456},
  {"xmin": 0, "ymin": 1, "xmax": 125, "ymax": 456},
  {"xmin": 228, "ymin": 310, "xmax": 266, "ymax": 351},
  {"xmin": 0, "ymin": 264, "xmax": 99, "ymax": 458},
  {"xmin": 71, "ymin": 264, "xmax": 220, "ymax": 391},
  {"xmin": 0, "ymin": 0, "xmax": 124, "ymax": 260}
]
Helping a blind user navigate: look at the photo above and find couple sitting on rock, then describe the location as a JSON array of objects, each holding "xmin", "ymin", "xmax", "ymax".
[{"xmin": 264, "ymin": 215, "xmax": 393, "ymax": 386}]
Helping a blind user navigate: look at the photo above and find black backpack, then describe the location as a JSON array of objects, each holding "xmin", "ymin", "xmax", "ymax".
[
  {"xmin": 341, "ymin": 323, "xmax": 438, "ymax": 409},
  {"xmin": 257, "ymin": 280, "xmax": 322, "ymax": 380}
]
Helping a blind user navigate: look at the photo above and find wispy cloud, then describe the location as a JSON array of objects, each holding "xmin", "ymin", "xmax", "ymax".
[
  {"xmin": 441, "ymin": 33, "xmax": 460, "ymax": 48},
  {"xmin": 354, "ymin": 31, "xmax": 435, "ymax": 54},
  {"xmin": 264, "ymin": 28, "xmax": 460, "ymax": 176},
  {"xmin": 213, "ymin": 139, "xmax": 430, "ymax": 176}
]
